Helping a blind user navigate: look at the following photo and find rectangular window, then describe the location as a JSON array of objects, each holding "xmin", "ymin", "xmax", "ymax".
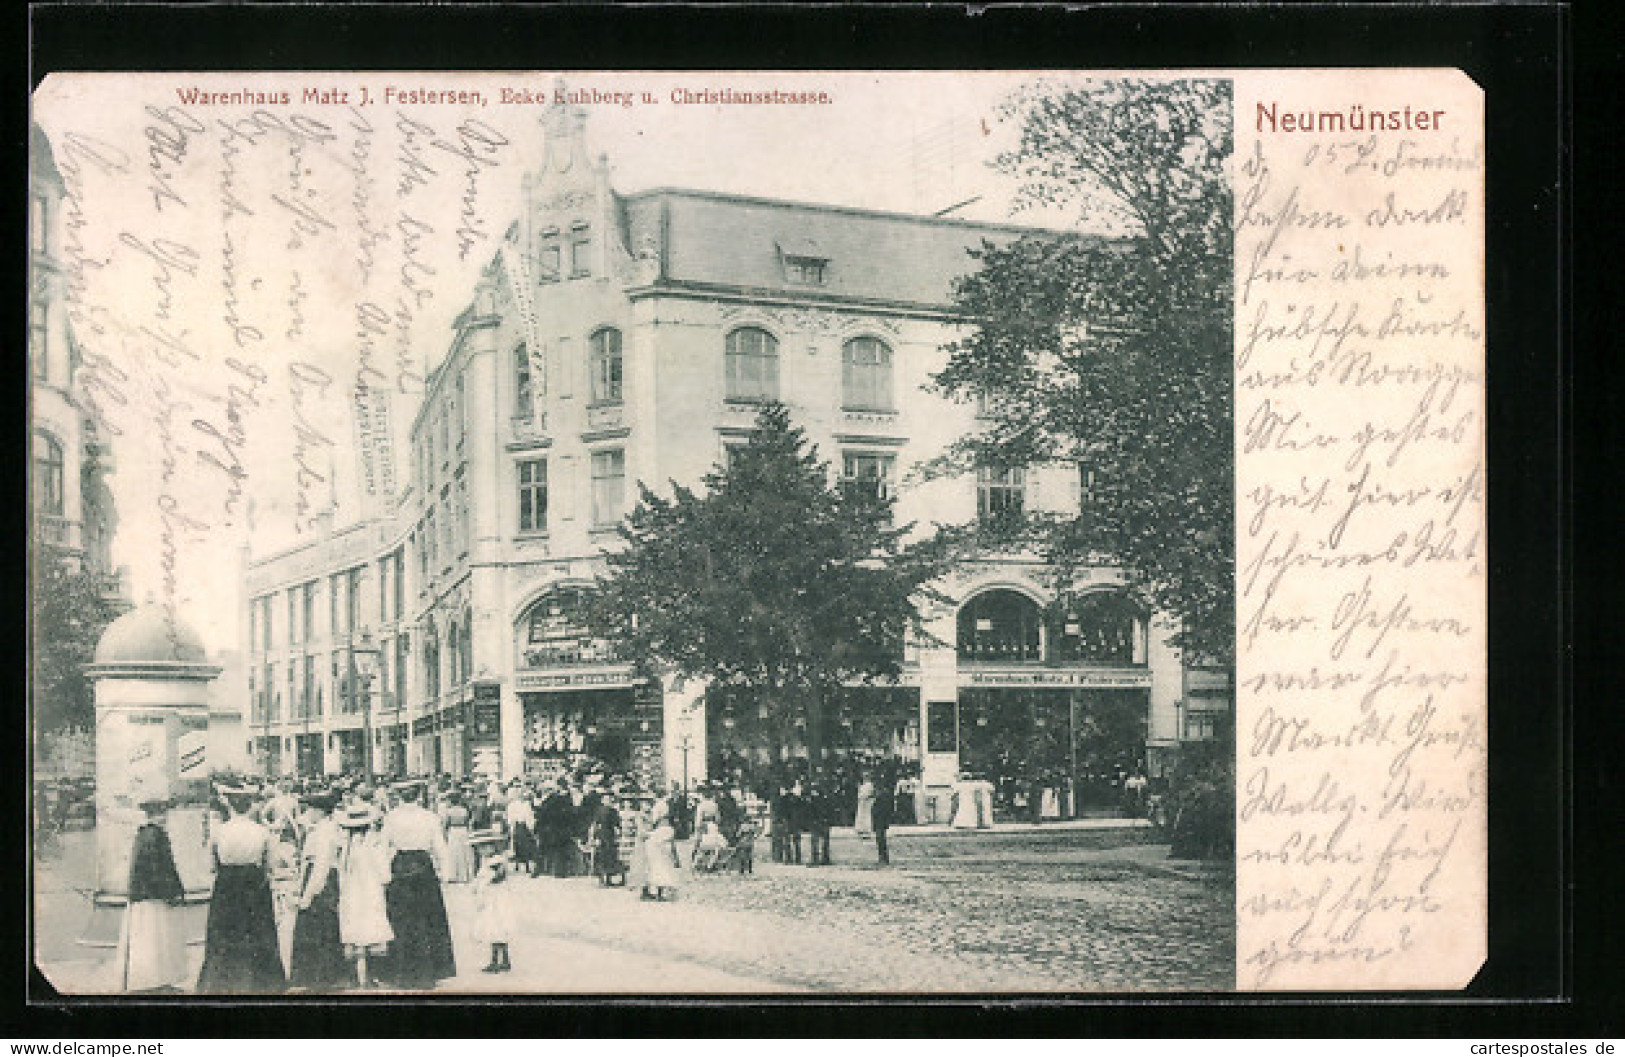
[
  {"xmin": 287, "ymin": 591, "xmax": 300, "ymax": 645},
  {"xmin": 841, "ymin": 452, "xmax": 896, "ymax": 502},
  {"xmin": 591, "ymin": 449, "xmax": 626, "ymax": 527},
  {"xmin": 30, "ymin": 299, "xmax": 47, "ymax": 378},
  {"xmin": 424, "ymin": 511, "xmax": 437, "ymax": 571},
  {"xmin": 571, "ymin": 231, "xmax": 591, "ymax": 277},
  {"xmin": 347, "ymin": 567, "xmax": 364, "ymax": 631},
  {"xmin": 976, "ymin": 465, "xmax": 1026, "ymax": 522},
  {"xmin": 457, "ymin": 475, "xmax": 470, "ymax": 554},
  {"xmin": 590, "ymin": 330, "xmax": 623, "ymax": 405},
  {"xmin": 393, "ymin": 550, "xmax": 405, "ymax": 620},
  {"xmin": 539, "ymin": 233, "xmax": 561, "ymax": 281},
  {"xmin": 842, "ymin": 337, "xmax": 894, "ymax": 412},
  {"xmin": 519, "ymin": 458, "xmax": 548, "ymax": 533},
  {"xmin": 514, "ymin": 343, "xmax": 533, "ymax": 418},
  {"xmin": 302, "ymin": 655, "xmax": 315, "ymax": 719},
  {"xmin": 455, "ymin": 374, "xmax": 467, "ymax": 448},
  {"xmin": 394, "ymin": 636, "xmax": 408, "ymax": 717},
  {"xmin": 302, "ymin": 582, "xmax": 316, "ymax": 643},
  {"xmin": 785, "ymin": 256, "xmax": 827, "ymax": 285}
]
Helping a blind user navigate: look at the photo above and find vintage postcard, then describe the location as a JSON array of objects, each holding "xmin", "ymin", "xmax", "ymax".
[{"xmin": 27, "ymin": 68, "xmax": 1483, "ymax": 995}]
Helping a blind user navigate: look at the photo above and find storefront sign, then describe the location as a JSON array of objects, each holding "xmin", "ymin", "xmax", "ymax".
[
  {"xmin": 473, "ymin": 697, "xmax": 501, "ymax": 738},
  {"xmin": 516, "ymin": 669, "xmax": 637, "ymax": 691},
  {"xmin": 962, "ymin": 668, "xmax": 1152, "ymax": 689}
]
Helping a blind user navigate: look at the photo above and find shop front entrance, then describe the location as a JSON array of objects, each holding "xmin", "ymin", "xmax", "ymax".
[
  {"xmin": 957, "ymin": 687, "xmax": 1148, "ymax": 820},
  {"xmin": 520, "ymin": 682, "xmax": 663, "ymax": 790},
  {"xmin": 705, "ymin": 684, "xmax": 919, "ymax": 795},
  {"xmin": 294, "ymin": 733, "xmax": 323, "ymax": 777}
]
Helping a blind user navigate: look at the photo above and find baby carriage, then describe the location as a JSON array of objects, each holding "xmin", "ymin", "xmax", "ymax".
[{"xmin": 693, "ymin": 820, "xmax": 760, "ymax": 875}]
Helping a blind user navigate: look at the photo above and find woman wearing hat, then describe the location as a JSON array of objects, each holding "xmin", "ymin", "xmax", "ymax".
[
  {"xmin": 288, "ymin": 792, "xmax": 347, "ymax": 990},
  {"xmin": 196, "ymin": 787, "xmax": 287, "ymax": 993},
  {"xmin": 379, "ymin": 781, "xmax": 456, "ymax": 988},
  {"xmin": 114, "ymin": 799, "xmax": 189, "ymax": 993},
  {"xmin": 336, "ymin": 801, "xmax": 393, "ymax": 988},
  {"xmin": 439, "ymin": 792, "xmax": 477, "ymax": 884}
]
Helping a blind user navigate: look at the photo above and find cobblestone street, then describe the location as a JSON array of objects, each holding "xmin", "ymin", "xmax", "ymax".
[{"xmin": 35, "ymin": 824, "xmax": 1232, "ymax": 995}]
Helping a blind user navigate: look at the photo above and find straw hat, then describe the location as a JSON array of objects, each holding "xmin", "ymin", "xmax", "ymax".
[{"xmin": 337, "ymin": 803, "xmax": 380, "ymax": 829}]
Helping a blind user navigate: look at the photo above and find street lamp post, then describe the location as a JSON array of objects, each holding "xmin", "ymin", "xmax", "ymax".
[{"xmin": 348, "ymin": 629, "xmax": 381, "ymax": 782}]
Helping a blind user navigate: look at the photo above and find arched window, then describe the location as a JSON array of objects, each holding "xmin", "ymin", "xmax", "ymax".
[
  {"xmin": 957, "ymin": 589, "xmax": 1043, "ymax": 664},
  {"xmin": 725, "ymin": 326, "xmax": 779, "ymax": 403},
  {"xmin": 521, "ymin": 588, "xmax": 616, "ymax": 667},
  {"xmin": 1049, "ymin": 592, "xmax": 1143, "ymax": 666},
  {"xmin": 589, "ymin": 327, "xmax": 622, "ymax": 405},
  {"xmin": 842, "ymin": 336, "xmax": 894, "ymax": 412},
  {"xmin": 31, "ymin": 431, "xmax": 63, "ymax": 516}
]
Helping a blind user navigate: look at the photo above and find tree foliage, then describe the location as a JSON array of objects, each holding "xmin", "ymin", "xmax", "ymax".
[
  {"xmin": 584, "ymin": 404, "xmax": 950, "ymax": 760},
  {"xmin": 30, "ymin": 535, "xmax": 126, "ymax": 733},
  {"xmin": 934, "ymin": 78, "xmax": 1234, "ymax": 662}
]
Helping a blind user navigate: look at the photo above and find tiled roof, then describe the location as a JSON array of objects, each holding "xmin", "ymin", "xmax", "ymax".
[{"xmin": 622, "ymin": 189, "xmax": 1100, "ymax": 311}]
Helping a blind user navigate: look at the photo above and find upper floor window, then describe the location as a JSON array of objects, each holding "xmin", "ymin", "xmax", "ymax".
[
  {"xmin": 1049, "ymin": 591, "xmax": 1144, "ymax": 666},
  {"xmin": 570, "ymin": 224, "xmax": 591, "ymax": 277},
  {"xmin": 31, "ymin": 431, "xmax": 63, "ymax": 516},
  {"xmin": 591, "ymin": 449, "xmax": 627, "ymax": 527},
  {"xmin": 785, "ymin": 255, "xmax": 828, "ymax": 285},
  {"xmin": 842, "ymin": 337, "xmax": 894, "ymax": 412},
  {"xmin": 30, "ymin": 194, "xmax": 47, "ymax": 254},
  {"xmin": 538, "ymin": 229, "xmax": 561, "ymax": 281},
  {"xmin": 518, "ymin": 458, "xmax": 548, "ymax": 533},
  {"xmin": 513, "ymin": 343, "xmax": 533, "ymax": 418},
  {"xmin": 976, "ymin": 465, "xmax": 1026, "ymax": 523},
  {"xmin": 841, "ymin": 452, "xmax": 895, "ymax": 503},
  {"xmin": 590, "ymin": 328, "xmax": 623, "ymax": 405},
  {"xmin": 30, "ymin": 298, "xmax": 47, "ymax": 380},
  {"xmin": 956, "ymin": 589, "xmax": 1043, "ymax": 664},
  {"xmin": 725, "ymin": 326, "xmax": 779, "ymax": 403}
]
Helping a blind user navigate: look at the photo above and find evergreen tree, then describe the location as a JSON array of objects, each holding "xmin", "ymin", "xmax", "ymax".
[{"xmin": 586, "ymin": 404, "xmax": 948, "ymax": 765}]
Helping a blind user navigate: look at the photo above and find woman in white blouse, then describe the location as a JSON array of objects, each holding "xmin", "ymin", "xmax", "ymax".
[
  {"xmin": 195, "ymin": 788, "xmax": 287, "ymax": 993},
  {"xmin": 380, "ymin": 781, "xmax": 456, "ymax": 988}
]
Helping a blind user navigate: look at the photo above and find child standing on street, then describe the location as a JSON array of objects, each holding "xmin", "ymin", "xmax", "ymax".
[{"xmin": 473, "ymin": 852, "xmax": 514, "ymax": 973}]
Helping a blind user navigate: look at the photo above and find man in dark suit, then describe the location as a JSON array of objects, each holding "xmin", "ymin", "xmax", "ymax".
[
  {"xmin": 784, "ymin": 782, "xmax": 806, "ymax": 865},
  {"xmin": 806, "ymin": 776, "xmax": 833, "ymax": 867},
  {"xmin": 871, "ymin": 763, "xmax": 898, "ymax": 867}
]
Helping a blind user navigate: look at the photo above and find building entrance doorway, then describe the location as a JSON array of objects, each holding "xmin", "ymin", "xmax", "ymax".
[{"xmin": 957, "ymin": 688, "xmax": 1148, "ymax": 819}]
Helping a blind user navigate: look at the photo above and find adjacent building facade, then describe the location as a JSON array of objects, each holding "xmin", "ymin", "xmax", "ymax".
[{"xmin": 241, "ymin": 101, "xmax": 1231, "ymax": 808}]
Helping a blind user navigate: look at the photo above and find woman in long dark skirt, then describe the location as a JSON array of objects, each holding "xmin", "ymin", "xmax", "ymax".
[
  {"xmin": 288, "ymin": 792, "xmax": 347, "ymax": 990},
  {"xmin": 379, "ymin": 782, "xmax": 456, "ymax": 989},
  {"xmin": 196, "ymin": 789, "xmax": 287, "ymax": 994}
]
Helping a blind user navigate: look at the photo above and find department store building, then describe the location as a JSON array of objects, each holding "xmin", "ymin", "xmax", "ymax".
[{"xmin": 240, "ymin": 102, "xmax": 1231, "ymax": 808}]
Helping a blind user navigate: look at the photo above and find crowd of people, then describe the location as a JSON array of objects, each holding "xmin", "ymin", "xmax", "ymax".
[
  {"xmin": 111, "ymin": 767, "xmax": 781, "ymax": 994},
  {"xmin": 109, "ymin": 755, "xmax": 1157, "ymax": 993}
]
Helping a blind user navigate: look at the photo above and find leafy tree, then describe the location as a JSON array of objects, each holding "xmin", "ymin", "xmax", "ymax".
[
  {"xmin": 30, "ymin": 534, "xmax": 126, "ymax": 733},
  {"xmin": 585, "ymin": 403, "xmax": 949, "ymax": 765},
  {"xmin": 934, "ymin": 78, "xmax": 1234, "ymax": 663}
]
